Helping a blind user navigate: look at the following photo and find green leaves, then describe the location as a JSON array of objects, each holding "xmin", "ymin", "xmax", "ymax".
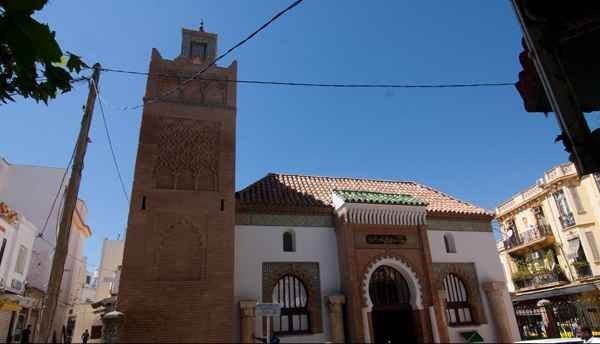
[{"xmin": 0, "ymin": 0, "xmax": 87, "ymax": 104}]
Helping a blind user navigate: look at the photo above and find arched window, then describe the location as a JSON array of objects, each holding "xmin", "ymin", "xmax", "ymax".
[
  {"xmin": 368, "ymin": 265, "xmax": 410, "ymax": 307},
  {"xmin": 283, "ymin": 231, "xmax": 295, "ymax": 252},
  {"xmin": 444, "ymin": 233, "xmax": 456, "ymax": 254},
  {"xmin": 442, "ymin": 274, "xmax": 472, "ymax": 325},
  {"xmin": 272, "ymin": 275, "xmax": 310, "ymax": 334}
]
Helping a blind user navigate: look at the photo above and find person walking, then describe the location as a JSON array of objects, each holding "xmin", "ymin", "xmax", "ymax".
[
  {"xmin": 19, "ymin": 325, "xmax": 31, "ymax": 344},
  {"xmin": 81, "ymin": 329, "xmax": 90, "ymax": 344}
]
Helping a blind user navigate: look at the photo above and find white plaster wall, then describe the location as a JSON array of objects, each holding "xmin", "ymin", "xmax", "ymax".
[
  {"xmin": 71, "ymin": 303, "xmax": 103, "ymax": 344},
  {"xmin": 428, "ymin": 230, "xmax": 520, "ymax": 343},
  {"xmin": 95, "ymin": 239, "xmax": 124, "ymax": 301},
  {"xmin": 0, "ymin": 215, "xmax": 36, "ymax": 295},
  {"xmin": 235, "ymin": 225, "xmax": 340, "ymax": 343},
  {"xmin": 0, "ymin": 162, "xmax": 67, "ymax": 291}
]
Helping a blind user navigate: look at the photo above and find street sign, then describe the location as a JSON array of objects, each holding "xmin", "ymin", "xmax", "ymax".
[{"xmin": 255, "ymin": 303, "xmax": 281, "ymax": 317}]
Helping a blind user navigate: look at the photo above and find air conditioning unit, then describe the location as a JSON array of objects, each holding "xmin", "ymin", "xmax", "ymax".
[{"xmin": 11, "ymin": 279, "xmax": 23, "ymax": 292}]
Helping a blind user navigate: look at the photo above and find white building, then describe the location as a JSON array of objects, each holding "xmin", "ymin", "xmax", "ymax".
[
  {"xmin": 72, "ymin": 239, "xmax": 123, "ymax": 343},
  {"xmin": 0, "ymin": 201, "xmax": 37, "ymax": 343},
  {"xmin": 233, "ymin": 173, "xmax": 520, "ymax": 343},
  {"xmin": 80, "ymin": 270, "xmax": 97, "ymax": 304},
  {"xmin": 94, "ymin": 239, "xmax": 124, "ymax": 301},
  {"xmin": 0, "ymin": 156, "xmax": 91, "ymax": 342}
]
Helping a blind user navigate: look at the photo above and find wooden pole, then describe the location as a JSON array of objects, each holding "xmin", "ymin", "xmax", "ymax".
[{"xmin": 37, "ymin": 63, "xmax": 101, "ymax": 342}]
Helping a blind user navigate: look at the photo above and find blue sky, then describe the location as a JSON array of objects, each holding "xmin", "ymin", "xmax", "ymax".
[{"xmin": 0, "ymin": 0, "xmax": 569, "ymax": 268}]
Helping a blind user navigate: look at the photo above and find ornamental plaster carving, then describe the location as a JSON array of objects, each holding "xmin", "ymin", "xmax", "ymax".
[
  {"xmin": 154, "ymin": 117, "xmax": 220, "ymax": 191},
  {"xmin": 361, "ymin": 255, "xmax": 424, "ymax": 311}
]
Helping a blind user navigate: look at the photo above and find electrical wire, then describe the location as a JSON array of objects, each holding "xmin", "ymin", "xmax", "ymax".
[
  {"xmin": 90, "ymin": 79, "xmax": 130, "ymax": 204},
  {"xmin": 37, "ymin": 145, "xmax": 76, "ymax": 239},
  {"xmin": 100, "ymin": 66, "xmax": 515, "ymax": 89},
  {"xmin": 121, "ymin": 0, "xmax": 305, "ymax": 111}
]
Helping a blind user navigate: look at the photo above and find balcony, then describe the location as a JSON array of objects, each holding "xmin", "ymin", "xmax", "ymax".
[
  {"xmin": 574, "ymin": 262, "xmax": 593, "ymax": 279},
  {"xmin": 559, "ymin": 213, "xmax": 576, "ymax": 229},
  {"xmin": 503, "ymin": 224, "xmax": 555, "ymax": 253},
  {"xmin": 512, "ymin": 269, "xmax": 567, "ymax": 291}
]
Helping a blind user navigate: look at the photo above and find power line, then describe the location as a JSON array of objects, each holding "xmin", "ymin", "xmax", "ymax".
[
  {"xmin": 101, "ymin": 66, "xmax": 515, "ymax": 89},
  {"xmin": 37, "ymin": 145, "xmax": 76, "ymax": 239},
  {"xmin": 90, "ymin": 79, "xmax": 130, "ymax": 204},
  {"xmin": 122, "ymin": 0, "xmax": 305, "ymax": 111}
]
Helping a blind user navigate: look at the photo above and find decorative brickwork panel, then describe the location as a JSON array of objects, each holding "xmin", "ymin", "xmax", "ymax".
[
  {"xmin": 262, "ymin": 262, "xmax": 323, "ymax": 334},
  {"xmin": 154, "ymin": 117, "xmax": 220, "ymax": 191},
  {"xmin": 151, "ymin": 213, "xmax": 207, "ymax": 281},
  {"xmin": 431, "ymin": 262, "xmax": 487, "ymax": 324}
]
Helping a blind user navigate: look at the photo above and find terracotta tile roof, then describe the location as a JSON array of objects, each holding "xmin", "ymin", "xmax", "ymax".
[{"xmin": 236, "ymin": 173, "xmax": 492, "ymax": 217}]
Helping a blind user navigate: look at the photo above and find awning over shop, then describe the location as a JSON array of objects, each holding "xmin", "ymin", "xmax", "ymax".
[
  {"xmin": 0, "ymin": 293, "xmax": 36, "ymax": 312},
  {"xmin": 513, "ymin": 282, "xmax": 598, "ymax": 303}
]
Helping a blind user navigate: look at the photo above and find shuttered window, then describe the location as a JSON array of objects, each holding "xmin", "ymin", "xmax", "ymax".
[
  {"xmin": 443, "ymin": 274, "xmax": 472, "ymax": 325},
  {"xmin": 272, "ymin": 275, "xmax": 310, "ymax": 334},
  {"xmin": 585, "ymin": 231, "xmax": 600, "ymax": 261}
]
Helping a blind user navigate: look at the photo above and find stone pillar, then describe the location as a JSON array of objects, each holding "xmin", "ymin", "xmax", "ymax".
[
  {"xmin": 239, "ymin": 301, "xmax": 257, "ymax": 343},
  {"xmin": 101, "ymin": 311, "xmax": 124, "ymax": 344},
  {"xmin": 482, "ymin": 281, "xmax": 515, "ymax": 343},
  {"xmin": 327, "ymin": 295, "xmax": 346, "ymax": 343}
]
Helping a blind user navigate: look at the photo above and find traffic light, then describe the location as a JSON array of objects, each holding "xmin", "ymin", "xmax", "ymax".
[
  {"xmin": 515, "ymin": 38, "xmax": 550, "ymax": 113},
  {"xmin": 512, "ymin": 0, "xmax": 600, "ymax": 174}
]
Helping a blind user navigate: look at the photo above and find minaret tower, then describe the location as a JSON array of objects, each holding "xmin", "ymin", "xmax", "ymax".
[{"xmin": 118, "ymin": 27, "xmax": 237, "ymax": 342}]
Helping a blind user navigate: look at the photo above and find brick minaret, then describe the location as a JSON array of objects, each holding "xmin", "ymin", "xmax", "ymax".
[{"xmin": 118, "ymin": 27, "xmax": 236, "ymax": 342}]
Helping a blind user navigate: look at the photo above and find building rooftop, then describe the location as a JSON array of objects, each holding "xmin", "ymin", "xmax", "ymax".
[{"xmin": 236, "ymin": 173, "xmax": 492, "ymax": 217}]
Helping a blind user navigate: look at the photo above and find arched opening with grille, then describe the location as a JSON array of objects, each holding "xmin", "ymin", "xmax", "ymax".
[
  {"xmin": 368, "ymin": 265, "xmax": 416, "ymax": 343},
  {"xmin": 368, "ymin": 265, "xmax": 411, "ymax": 308},
  {"xmin": 443, "ymin": 273, "xmax": 473, "ymax": 325},
  {"xmin": 271, "ymin": 274, "xmax": 310, "ymax": 334}
]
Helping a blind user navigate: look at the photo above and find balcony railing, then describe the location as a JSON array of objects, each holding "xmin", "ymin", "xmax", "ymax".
[
  {"xmin": 513, "ymin": 270, "xmax": 566, "ymax": 290},
  {"xmin": 559, "ymin": 213, "xmax": 576, "ymax": 228},
  {"xmin": 575, "ymin": 263, "xmax": 592, "ymax": 279},
  {"xmin": 503, "ymin": 224, "xmax": 553, "ymax": 250}
]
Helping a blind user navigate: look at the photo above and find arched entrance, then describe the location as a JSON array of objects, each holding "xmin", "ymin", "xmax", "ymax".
[{"xmin": 368, "ymin": 265, "xmax": 417, "ymax": 343}]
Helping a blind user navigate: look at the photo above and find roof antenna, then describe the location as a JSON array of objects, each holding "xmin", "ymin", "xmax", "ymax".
[{"xmin": 200, "ymin": 20, "xmax": 205, "ymax": 32}]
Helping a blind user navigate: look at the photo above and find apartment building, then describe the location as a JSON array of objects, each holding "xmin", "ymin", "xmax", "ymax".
[{"xmin": 496, "ymin": 163, "xmax": 600, "ymax": 338}]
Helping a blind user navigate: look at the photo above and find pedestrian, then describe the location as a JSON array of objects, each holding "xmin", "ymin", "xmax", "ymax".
[
  {"xmin": 580, "ymin": 326, "xmax": 597, "ymax": 344},
  {"xmin": 81, "ymin": 329, "xmax": 90, "ymax": 344},
  {"xmin": 572, "ymin": 320, "xmax": 580, "ymax": 338},
  {"xmin": 20, "ymin": 325, "xmax": 31, "ymax": 344}
]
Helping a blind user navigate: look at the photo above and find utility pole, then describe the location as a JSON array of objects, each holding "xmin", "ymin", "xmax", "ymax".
[{"xmin": 37, "ymin": 63, "xmax": 101, "ymax": 343}]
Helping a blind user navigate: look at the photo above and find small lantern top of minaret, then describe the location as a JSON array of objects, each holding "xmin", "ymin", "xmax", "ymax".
[{"xmin": 180, "ymin": 25, "xmax": 217, "ymax": 63}]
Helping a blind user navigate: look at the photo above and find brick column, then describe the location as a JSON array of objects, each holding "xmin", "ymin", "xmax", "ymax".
[
  {"xmin": 434, "ymin": 290, "xmax": 450, "ymax": 343},
  {"xmin": 327, "ymin": 295, "xmax": 346, "ymax": 343},
  {"xmin": 482, "ymin": 281, "xmax": 515, "ymax": 343},
  {"xmin": 239, "ymin": 301, "xmax": 257, "ymax": 343}
]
